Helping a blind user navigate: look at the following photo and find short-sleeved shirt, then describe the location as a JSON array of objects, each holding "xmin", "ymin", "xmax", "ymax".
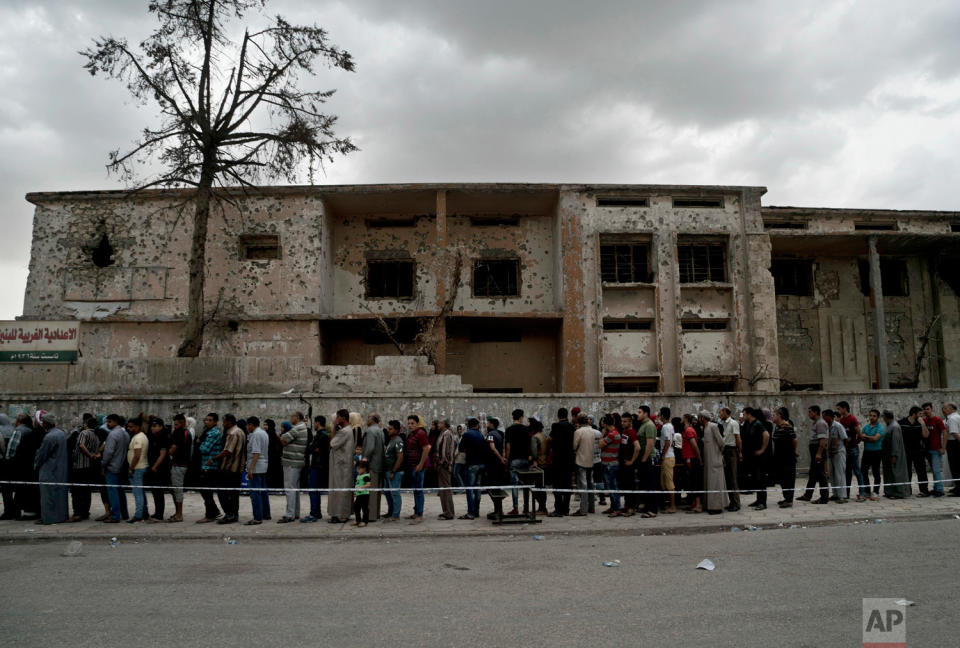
[
  {"xmin": 898, "ymin": 417, "xmax": 925, "ymax": 454},
  {"xmin": 947, "ymin": 412, "xmax": 960, "ymax": 442},
  {"xmin": 681, "ymin": 427, "xmax": 698, "ymax": 460},
  {"xmin": 246, "ymin": 427, "xmax": 269, "ymax": 474},
  {"xmin": 384, "ymin": 436, "xmax": 404, "ymax": 471},
  {"xmin": 147, "ymin": 430, "xmax": 170, "ymax": 470},
  {"xmin": 504, "ymin": 424, "xmax": 530, "ymax": 462},
  {"xmin": 459, "ymin": 429, "xmax": 485, "ymax": 466},
  {"xmin": 592, "ymin": 429, "xmax": 602, "ymax": 465},
  {"xmin": 637, "ymin": 420, "xmax": 657, "ymax": 461},
  {"xmin": 618, "ymin": 427, "xmax": 637, "ymax": 465},
  {"xmin": 404, "ymin": 428, "xmax": 429, "ymax": 471},
  {"xmin": 127, "ymin": 432, "xmax": 149, "ymax": 470},
  {"xmin": 168, "ymin": 427, "xmax": 192, "ymax": 467},
  {"xmin": 839, "ymin": 414, "xmax": 860, "ymax": 449},
  {"xmin": 720, "ymin": 417, "xmax": 739, "ymax": 447},
  {"xmin": 861, "ymin": 422, "xmax": 885, "ymax": 452},
  {"xmin": 221, "ymin": 426, "xmax": 246, "ymax": 473},
  {"xmin": 924, "ymin": 416, "xmax": 945, "ymax": 451},
  {"xmin": 199, "ymin": 427, "xmax": 223, "ymax": 472},
  {"xmin": 600, "ymin": 428, "xmax": 621, "ymax": 463},
  {"xmin": 659, "ymin": 422, "xmax": 675, "ymax": 459},
  {"xmin": 811, "ymin": 418, "xmax": 829, "ymax": 444},
  {"xmin": 828, "ymin": 420, "xmax": 847, "ymax": 454}
]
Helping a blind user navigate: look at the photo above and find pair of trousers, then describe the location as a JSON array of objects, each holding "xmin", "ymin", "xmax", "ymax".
[
  {"xmin": 410, "ymin": 469, "xmax": 425, "ymax": 516},
  {"xmin": 145, "ymin": 469, "xmax": 168, "ymax": 519},
  {"xmin": 308, "ymin": 468, "xmax": 324, "ymax": 518},
  {"xmin": 602, "ymin": 463, "xmax": 620, "ymax": 510},
  {"xmin": 283, "ymin": 466, "xmax": 302, "ymax": 519},
  {"xmin": 104, "ymin": 471, "xmax": 129, "ymax": 520},
  {"xmin": 509, "ymin": 459, "xmax": 529, "ymax": 510},
  {"xmin": 845, "ymin": 446, "xmax": 865, "ymax": 498},
  {"xmin": 552, "ymin": 463, "xmax": 573, "ymax": 515},
  {"xmin": 1, "ymin": 478, "xmax": 19, "ymax": 518},
  {"xmin": 130, "ymin": 468, "xmax": 147, "ymax": 520},
  {"xmin": 928, "ymin": 450, "xmax": 945, "ymax": 494},
  {"xmin": 906, "ymin": 451, "xmax": 929, "ymax": 494},
  {"xmin": 437, "ymin": 466, "xmax": 455, "ymax": 517},
  {"xmin": 576, "ymin": 466, "xmax": 595, "ymax": 514},
  {"xmin": 722, "ymin": 447, "xmax": 740, "ymax": 507},
  {"xmin": 829, "ymin": 451, "xmax": 847, "ymax": 498},
  {"xmin": 219, "ymin": 471, "xmax": 242, "ymax": 518},
  {"xmin": 367, "ymin": 472, "xmax": 382, "ymax": 521},
  {"xmin": 385, "ymin": 470, "xmax": 404, "ymax": 518},
  {"xmin": 353, "ymin": 494, "xmax": 369, "ymax": 524},
  {"xmin": 638, "ymin": 459, "xmax": 659, "ymax": 514},
  {"xmin": 199, "ymin": 469, "xmax": 221, "ymax": 519},
  {"xmin": 777, "ymin": 460, "xmax": 797, "ymax": 502},
  {"xmin": 861, "ymin": 449, "xmax": 882, "ymax": 494},
  {"xmin": 465, "ymin": 465, "xmax": 482, "ymax": 517},
  {"xmin": 618, "ymin": 463, "xmax": 637, "ymax": 511},
  {"xmin": 803, "ymin": 444, "xmax": 829, "ymax": 499},
  {"xmin": 947, "ymin": 439, "xmax": 960, "ymax": 493},
  {"xmin": 170, "ymin": 465, "xmax": 187, "ymax": 503},
  {"xmin": 70, "ymin": 466, "xmax": 98, "ymax": 518},
  {"xmin": 533, "ymin": 466, "xmax": 548, "ymax": 511},
  {"xmin": 248, "ymin": 473, "xmax": 268, "ymax": 521}
]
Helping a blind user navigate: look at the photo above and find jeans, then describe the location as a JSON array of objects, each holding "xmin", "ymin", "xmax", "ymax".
[
  {"xmin": 861, "ymin": 449, "xmax": 882, "ymax": 494},
  {"xmin": 105, "ymin": 471, "xmax": 128, "ymax": 521},
  {"xmin": 410, "ymin": 469, "xmax": 425, "ymax": 516},
  {"xmin": 454, "ymin": 463, "xmax": 467, "ymax": 493},
  {"xmin": 602, "ymin": 463, "xmax": 620, "ymax": 510},
  {"xmin": 466, "ymin": 464, "xmax": 483, "ymax": 517},
  {"xmin": 928, "ymin": 450, "xmax": 945, "ymax": 494},
  {"xmin": 576, "ymin": 466, "xmax": 594, "ymax": 514},
  {"xmin": 509, "ymin": 459, "xmax": 529, "ymax": 510},
  {"xmin": 947, "ymin": 439, "xmax": 960, "ymax": 493},
  {"xmin": 283, "ymin": 466, "xmax": 301, "ymax": 519},
  {"xmin": 130, "ymin": 468, "xmax": 147, "ymax": 520},
  {"xmin": 248, "ymin": 473, "xmax": 268, "ymax": 521},
  {"xmin": 845, "ymin": 446, "xmax": 865, "ymax": 498},
  {"xmin": 385, "ymin": 470, "xmax": 404, "ymax": 518},
  {"xmin": 308, "ymin": 468, "xmax": 324, "ymax": 518}
]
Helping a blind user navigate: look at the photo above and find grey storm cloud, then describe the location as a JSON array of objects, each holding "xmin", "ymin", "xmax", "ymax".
[{"xmin": 1, "ymin": 0, "xmax": 959, "ymax": 319}]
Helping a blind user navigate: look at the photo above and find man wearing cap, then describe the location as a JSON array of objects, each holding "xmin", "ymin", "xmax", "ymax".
[{"xmin": 34, "ymin": 413, "xmax": 69, "ymax": 525}]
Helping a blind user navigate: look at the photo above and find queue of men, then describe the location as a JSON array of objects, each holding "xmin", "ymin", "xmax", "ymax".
[{"xmin": 0, "ymin": 400, "xmax": 957, "ymax": 526}]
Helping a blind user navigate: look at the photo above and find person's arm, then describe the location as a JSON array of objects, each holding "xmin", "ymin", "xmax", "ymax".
[
  {"xmin": 488, "ymin": 439, "xmax": 507, "ymax": 466},
  {"xmin": 940, "ymin": 423, "xmax": 947, "ymax": 455},
  {"xmin": 150, "ymin": 446, "xmax": 167, "ymax": 472},
  {"xmin": 792, "ymin": 436, "xmax": 799, "ymax": 458},
  {"xmin": 415, "ymin": 434, "xmax": 431, "ymax": 472},
  {"xmin": 815, "ymin": 437, "xmax": 826, "ymax": 461},
  {"xmin": 79, "ymin": 433, "xmax": 98, "ymax": 460},
  {"xmin": 734, "ymin": 427, "xmax": 743, "ymax": 460},
  {"xmin": 247, "ymin": 452, "xmax": 260, "ymax": 476},
  {"xmin": 389, "ymin": 450, "xmax": 404, "ymax": 478},
  {"xmin": 641, "ymin": 434, "xmax": 655, "ymax": 463},
  {"xmin": 129, "ymin": 448, "xmax": 142, "ymax": 475},
  {"xmin": 756, "ymin": 429, "xmax": 770, "ymax": 455}
]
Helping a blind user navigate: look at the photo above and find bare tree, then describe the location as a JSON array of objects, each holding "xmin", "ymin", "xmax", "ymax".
[{"xmin": 81, "ymin": 0, "xmax": 356, "ymax": 356}]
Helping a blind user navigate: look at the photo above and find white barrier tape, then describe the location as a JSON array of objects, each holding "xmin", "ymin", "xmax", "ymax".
[{"xmin": 1, "ymin": 478, "xmax": 955, "ymax": 496}]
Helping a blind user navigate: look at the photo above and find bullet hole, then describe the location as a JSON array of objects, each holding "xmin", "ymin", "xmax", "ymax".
[
  {"xmin": 227, "ymin": 320, "xmax": 240, "ymax": 332},
  {"xmin": 91, "ymin": 233, "xmax": 115, "ymax": 268}
]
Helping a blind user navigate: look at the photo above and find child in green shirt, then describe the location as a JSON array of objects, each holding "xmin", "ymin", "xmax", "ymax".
[{"xmin": 352, "ymin": 459, "xmax": 371, "ymax": 527}]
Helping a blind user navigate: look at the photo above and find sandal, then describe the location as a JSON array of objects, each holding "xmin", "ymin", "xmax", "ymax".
[{"xmin": 641, "ymin": 512, "xmax": 658, "ymax": 518}]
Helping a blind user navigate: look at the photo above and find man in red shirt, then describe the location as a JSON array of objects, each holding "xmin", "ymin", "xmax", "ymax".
[
  {"xmin": 836, "ymin": 401, "xmax": 864, "ymax": 500},
  {"xmin": 922, "ymin": 402, "xmax": 947, "ymax": 496},
  {"xmin": 405, "ymin": 415, "xmax": 432, "ymax": 521}
]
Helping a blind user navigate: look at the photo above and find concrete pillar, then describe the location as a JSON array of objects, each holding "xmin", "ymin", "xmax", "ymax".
[
  {"xmin": 654, "ymin": 232, "xmax": 683, "ymax": 392},
  {"xmin": 868, "ymin": 235, "xmax": 889, "ymax": 389},
  {"xmin": 559, "ymin": 193, "xmax": 587, "ymax": 392},
  {"xmin": 434, "ymin": 190, "xmax": 448, "ymax": 374}
]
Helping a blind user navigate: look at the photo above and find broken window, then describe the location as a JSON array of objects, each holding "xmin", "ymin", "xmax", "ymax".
[
  {"xmin": 677, "ymin": 242, "xmax": 727, "ymax": 283},
  {"xmin": 763, "ymin": 220, "xmax": 807, "ymax": 230},
  {"xmin": 600, "ymin": 243, "xmax": 652, "ymax": 283},
  {"xmin": 597, "ymin": 197, "xmax": 649, "ymax": 208},
  {"xmin": 602, "ymin": 319, "xmax": 653, "ymax": 331},
  {"xmin": 366, "ymin": 260, "xmax": 415, "ymax": 299},
  {"xmin": 473, "ymin": 259, "xmax": 520, "ymax": 297},
  {"xmin": 681, "ymin": 320, "xmax": 729, "ymax": 331},
  {"xmin": 684, "ymin": 377, "xmax": 736, "ymax": 392},
  {"xmin": 858, "ymin": 259, "xmax": 909, "ymax": 297},
  {"xmin": 673, "ymin": 197, "xmax": 724, "ymax": 208},
  {"xmin": 91, "ymin": 233, "xmax": 115, "ymax": 268},
  {"xmin": 854, "ymin": 221, "xmax": 897, "ymax": 231},
  {"xmin": 239, "ymin": 234, "xmax": 281, "ymax": 261},
  {"xmin": 604, "ymin": 378, "xmax": 659, "ymax": 393},
  {"xmin": 771, "ymin": 259, "xmax": 814, "ymax": 296}
]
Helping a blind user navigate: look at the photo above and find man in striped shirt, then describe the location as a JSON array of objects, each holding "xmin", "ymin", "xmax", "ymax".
[{"xmin": 68, "ymin": 415, "xmax": 101, "ymax": 522}]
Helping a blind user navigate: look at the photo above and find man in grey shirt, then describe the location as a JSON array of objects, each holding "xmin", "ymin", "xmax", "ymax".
[
  {"xmin": 719, "ymin": 407, "xmax": 742, "ymax": 511},
  {"xmin": 362, "ymin": 414, "xmax": 386, "ymax": 522},
  {"xmin": 100, "ymin": 414, "xmax": 130, "ymax": 522},
  {"xmin": 798, "ymin": 406, "xmax": 830, "ymax": 504},
  {"xmin": 245, "ymin": 416, "xmax": 269, "ymax": 525}
]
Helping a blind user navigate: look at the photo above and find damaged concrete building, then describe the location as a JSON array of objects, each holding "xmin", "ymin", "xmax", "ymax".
[{"xmin": 11, "ymin": 183, "xmax": 960, "ymax": 396}]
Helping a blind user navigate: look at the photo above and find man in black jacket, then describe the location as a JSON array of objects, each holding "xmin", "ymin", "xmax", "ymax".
[{"xmin": 548, "ymin": 408, "xmax": 575, "ymax": 517}]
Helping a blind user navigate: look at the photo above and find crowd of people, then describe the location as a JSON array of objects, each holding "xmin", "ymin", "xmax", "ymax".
[{"xmin": 0, "ymin": 399, "xmax": 957, "ymax": 526}]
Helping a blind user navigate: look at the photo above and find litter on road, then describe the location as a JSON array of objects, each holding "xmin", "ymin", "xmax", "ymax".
[{"xmin": 696, "ymin": 559, "xmax": 716, "ymax": 571}]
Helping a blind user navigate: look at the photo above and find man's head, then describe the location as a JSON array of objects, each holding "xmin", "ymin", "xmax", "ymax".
[
  {"xmin": 822, "ymin": 409, "xmax": 835, "ymax": 423},
  {"xmin": 512, "ymin": 409, "xmax": 524, "ymax": 423},
  {"xmin": 203, "ymin": 413, "xmax": 218, "ymax": 430},
  {"xmin": 908, "ymin": 405, "xmax": 922, "ymax": 420},
  {"xmin": 557, "ymin": 407, "xmax": 568, "ymax": 421},
  {"xmin": 106, "ymin": 413, "xmax": 121, "ymax": 429},
  {"xmin": 245, "ymin": 415, "xmax": 260, "ymax": 432},
  {"xmin": 835, "ymin": 401, "xmax": 850, "ymax": 416},
  {"xmin": 698, "ymin": 410, "xmax": 713, "ymax": 425},
  {"xmin": 808, "ymin": 405, "xmax": 821, "ymax": 420},
  {"xmin": 659, "ymin": 406, "xmax": 671, "ymax": 423},
  {"xmin": 601, "ymin": 414, "xmax": 614, "ymax": 430},
  {"xmin": 367, "ymin": 413, "xmax": 380, "ymax": 427},
  {"xmin": 743, "ymin": 408, "xmax": 756, "ymax": 422},
  {"xmin": 223, "ymin": 413, "xmax": 237, "ymax": 429},
  {"xmin": 868, "ymin": 409, "xmax": 880, "ymax": 424},
  {"xmin": 407, "ymin": 415, "xmax": 419, "ymax": 432},
  {"xmin": 439, "ymin": 419, "xmax": 450, "ymax": 431},
  {"xmin": 576, "ymin": 413, "xmax": 589, "ymax": 427},
  {"xmin": 336, "ymin": 409, "xmax": 350, "ymax": 427},
  {"xmin": 290, "ymin": 411, "xmax": 303, "ymax": 425},
  {"xmin": 173, "ymin": 413, "xmax": 186, "ymax": 430},
  {"xmin": 314, "ymin": 415, "xmax": 327, "ymax": 431},
  {"xmin": 387, "ymin": 420, "xmax": 401, "ymax": 436},
  {"xmin": 621, "ymin": 412, "xmax": 633, "ymax": 428},
  {"xmin": 466, "ymin": 417, "xmax": 479, "ymax": 430},
  {"xmin": 127, "ymin": 418, "xmax": 141, "ymax": 433},
  {"xmin": 150, "ymin": 418, "xmax": 164, "ymax": 433},
  {"xmin": 945, "ymin": 403, "xmax": 957, "ymax": 415},
  {"xmin": 637, "ymin": 405, "xmax": 651, "ymax": 423},
  {"xmin": 882, "ymin": 410, "xmax": 895, "ymax": 423},
  {"xmin": 922, "ymin": 402, "xmax": 935, "ymax": 418},
  {"xmin": 40, "ymin": 412, "xmax": 56, "ymax": 430},
  {"xmin": 774, "ymin": 406, "xmax": 790, "ymax": 425},
  {"xmin": 487, "ymin": 417, "xmax": 500, "ymax": 431}
]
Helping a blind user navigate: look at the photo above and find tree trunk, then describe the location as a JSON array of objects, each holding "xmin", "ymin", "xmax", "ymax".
[{"xmin": 177, "ymin": 181, "xmax": 213, "ymax": 357}]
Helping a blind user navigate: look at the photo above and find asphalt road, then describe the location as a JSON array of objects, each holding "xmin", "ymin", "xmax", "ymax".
[{"xmin": 1, "ymin": 519, "xmax": 958, "ymax": 647}]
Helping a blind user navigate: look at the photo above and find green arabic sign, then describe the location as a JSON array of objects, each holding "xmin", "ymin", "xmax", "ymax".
[{"xmin": 0, "ymin": 351, "xmax": 78, "ymax": 363}]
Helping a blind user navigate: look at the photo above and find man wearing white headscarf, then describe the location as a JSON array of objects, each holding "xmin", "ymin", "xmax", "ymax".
[
  {"xmin": 34, "ymin": 413, "xmax": 69, "ymax": 524},
  {"xmin": 327, "ymin": 409, "xmax": 354, "ymax": 523}
]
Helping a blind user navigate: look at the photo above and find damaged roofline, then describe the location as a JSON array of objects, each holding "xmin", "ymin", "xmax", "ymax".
[{"xmin": 765, "ymin": 205, "xmax": 960, "ymax": 219}]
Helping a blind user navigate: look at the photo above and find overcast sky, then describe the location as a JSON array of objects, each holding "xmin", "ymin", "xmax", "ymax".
[{"xmin": 1, "ymin": 0, "xmax": 959, "ymax": 320}]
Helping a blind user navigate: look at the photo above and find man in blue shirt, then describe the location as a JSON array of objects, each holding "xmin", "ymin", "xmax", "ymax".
[
  {"xmin": 859, "ymin": 409, "xmax": 885, "ymax": 502},
  {"xmin": 457, "ymin": 418, "xmax": 486, "ymax": 520},
  {"xmin": 196, "ymin": 413, "xmax": 223, "ymax": 522}
]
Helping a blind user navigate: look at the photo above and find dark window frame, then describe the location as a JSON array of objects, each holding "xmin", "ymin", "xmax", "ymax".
[
  {"xmin": 681, "ymin": 319, "xmax": 729, "ymax": 331},
  {"xmin": 597, "ymin": 197, "xmax": 649, "ymax": 208},
  {"xmin": 604, "ymin": 378, "xmax": 660, "ymax": 393},
  {"xmin": 771, "ymin": 259, "xmax": 814, "ymax": 296},
  {"xmin": 857, "ymin": 259, "xmax": 909, "ymax": 297},
  {"xmin": 672, "ymin": 197, "xmax": 724, "ymax": 208},
  {"xmin": 677, "ymin": 240, "xmax": 728, "ymax": 283},
  {"xmin": 239, "ymin": 234, "xmax": 281, "ymax": 261},
  {"xmin": 472, "ymin": 258, "xmax": 520, "ymax": 298},
  {"xmin": 599, "ymin": 241, "xmax": 653, "ymax": 284},
  {"xmin": 365, "ymin": 259, "xmax": 416, "ymax": 300},
  {"xmin": 684, "ymin": 377, "xmax": 737, "ymax": 393},
  {"xmin": 603, "ymin": 319, "xmax": 653, "ymax": 331}
]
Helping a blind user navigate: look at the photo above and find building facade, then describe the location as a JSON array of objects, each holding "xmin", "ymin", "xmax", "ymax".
[{"xmin": 19, "ymin": 183, "xmax": 960, "ymax": 394}]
